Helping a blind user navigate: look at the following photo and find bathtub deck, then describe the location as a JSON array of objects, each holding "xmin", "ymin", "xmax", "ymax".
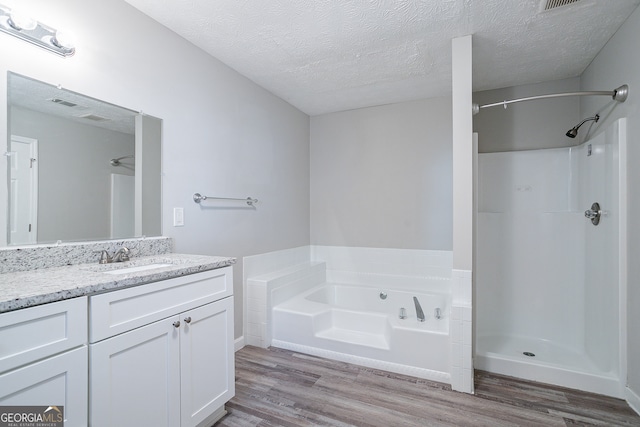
[{"xmin": 217, "ymin": 346, "xmax": 640, "ymax": 427}]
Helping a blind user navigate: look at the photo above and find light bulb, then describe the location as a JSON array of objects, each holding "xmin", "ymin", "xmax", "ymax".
[
  {"xmin": 51, "ymin": 29, "xmax": 74, "ymax": 50},
  {"xmin": 7, "ymin": 10, "xmax": 37, "ymax": 31}
]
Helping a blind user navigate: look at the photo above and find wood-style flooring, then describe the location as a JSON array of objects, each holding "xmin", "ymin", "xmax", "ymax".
[{"xmin": 216, "ymin": 346, "xmax": 640, "ymax": 427}]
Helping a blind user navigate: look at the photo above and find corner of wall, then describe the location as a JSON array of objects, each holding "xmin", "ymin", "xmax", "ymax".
[
  {"xmin": 626, "ymin": 386, "xmax": 640, "ymax": 417},
  {"xmin": 451, "ymin": 34, "xmax": 474, "ymax": 394}
]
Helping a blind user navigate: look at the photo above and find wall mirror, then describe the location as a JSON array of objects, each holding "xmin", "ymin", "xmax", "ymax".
[{"xmin": 5, "ymin": 72, "xmax": 162, "ymax": 246}]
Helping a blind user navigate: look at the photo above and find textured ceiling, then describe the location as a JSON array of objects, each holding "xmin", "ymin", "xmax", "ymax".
[
  {"xmin": 123, "ymin": 0, "xmax": 640, "ymax": 116},
  {"xmin": 9, "ymin": 73, "xmax": 137, "ymax": 135}
]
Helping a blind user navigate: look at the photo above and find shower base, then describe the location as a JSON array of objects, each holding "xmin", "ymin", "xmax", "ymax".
[{"xmin": 475, "ymin": 334, "xmax": 622, "ymax": 398}]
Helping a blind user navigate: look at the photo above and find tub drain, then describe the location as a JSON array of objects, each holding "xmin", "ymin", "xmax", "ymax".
[{"xmin": 523, "ymin": 352, "xmax": 536, "ymax": 357}]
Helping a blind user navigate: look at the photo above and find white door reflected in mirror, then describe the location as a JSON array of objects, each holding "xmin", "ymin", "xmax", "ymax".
[{"xmin": 9, "ymin": 135, "xmax": 38, "ymax": 245}]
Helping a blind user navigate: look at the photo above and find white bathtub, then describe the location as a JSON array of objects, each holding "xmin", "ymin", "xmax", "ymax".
[{"xmin": 271, "ymin": 282, "xmax": 451, "ymax": 382}]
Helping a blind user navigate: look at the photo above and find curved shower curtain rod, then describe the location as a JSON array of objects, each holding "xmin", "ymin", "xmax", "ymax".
[{"xmin": 472, "ymin": 84, "xmax": 628, "ymax": 115}]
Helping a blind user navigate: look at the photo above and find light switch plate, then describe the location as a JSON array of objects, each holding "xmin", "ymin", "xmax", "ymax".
[{"xmin": 173, "ymin": 207, "xmax": 184, "ymax": 226}]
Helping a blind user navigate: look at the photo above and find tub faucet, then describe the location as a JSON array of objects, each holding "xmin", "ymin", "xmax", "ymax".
[{"xmin": 413, "ymin": 296, "xmax": 425, "ymax": 322}]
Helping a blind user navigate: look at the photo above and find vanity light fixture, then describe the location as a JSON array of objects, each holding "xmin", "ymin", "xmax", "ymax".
[{"xmin": 0, "ymin": 4, "xmax": 75, "ymax": 57}]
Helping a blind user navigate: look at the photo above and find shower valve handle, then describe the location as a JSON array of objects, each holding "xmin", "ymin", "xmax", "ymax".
[
  {"xmin": 584, "ymin": 202, "xmax": 601, "ymax": 226},
  {"xmin": 584, "ymin": 209, "xmax": 600, "ymax": 219}
]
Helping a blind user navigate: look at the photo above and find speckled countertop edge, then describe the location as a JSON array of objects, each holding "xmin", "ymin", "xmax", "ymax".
[
  {"xmin": 0, "ymin": 253, "xmax": 236, "ymax": 313},
  {"xmin": 0, "ymin": 236, "xmax": 174, "ymax": 274}
]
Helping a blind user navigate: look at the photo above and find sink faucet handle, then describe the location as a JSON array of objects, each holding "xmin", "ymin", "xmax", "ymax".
[
  {"xmin": 97, "ymin": 250, "xmax": 112, "ymax": 264},
  {"xmin": 112, "ymin": 246, "xmax": 131, "ymax": 262}
]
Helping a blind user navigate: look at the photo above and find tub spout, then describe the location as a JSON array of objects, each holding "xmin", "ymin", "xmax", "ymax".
[{"xmin": 413, "ymin": 296, "xmax": 425, "ymax": 322}]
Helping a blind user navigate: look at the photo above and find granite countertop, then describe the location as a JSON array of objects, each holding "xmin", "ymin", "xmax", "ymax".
[{"xmin": 0, "ymin": 253, "xmax": 236, "ymax": 313}]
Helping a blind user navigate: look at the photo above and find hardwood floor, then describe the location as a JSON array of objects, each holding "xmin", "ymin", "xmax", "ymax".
[{"xmin": 216, "ymin": 346, "xmax": 640, "ymax": 427}]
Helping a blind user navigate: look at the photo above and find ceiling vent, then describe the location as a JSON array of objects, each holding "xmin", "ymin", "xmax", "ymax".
[
  {"xmin": 541, "ymin": 0, "xmax": 582, "ymax": 12},
  {"xmin": 75, "ymin": 113, "xmax": 110, "ymax": 122},
  {"xmin": 49, "ymin": 98, "xmax": 78, "ymax": 107}
]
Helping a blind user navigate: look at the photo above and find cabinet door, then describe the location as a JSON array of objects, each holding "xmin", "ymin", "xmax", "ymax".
[
  {"xmin": 0, "ymin": 346, "xmax": 88, "ymax": 427},
  {"xmin": 90, "ymin": 316, "xmax": 181, "ymax": 427},
  {"xmin": 180, "ymin": 296, "xmax": 235, "ymax": 427}
]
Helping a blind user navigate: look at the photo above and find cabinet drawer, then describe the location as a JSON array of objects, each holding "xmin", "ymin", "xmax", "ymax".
[
  {"xmin": 89, "ymin": 267, "xmax": 232, "ymax": 343},
  {"xmin": 0, "ymin": 297, "xmax": 87, "ymax": 374}
]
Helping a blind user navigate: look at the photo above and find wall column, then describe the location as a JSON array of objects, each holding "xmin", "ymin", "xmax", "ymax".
[{"xmin": 451, "ymin": 34, "xmax": 474, "ymax": 394}]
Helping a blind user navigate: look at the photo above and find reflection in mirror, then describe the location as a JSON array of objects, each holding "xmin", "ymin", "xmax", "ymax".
[{"xmin": 5, "ymin": 72, "xmax": 162, "ymax": 246}]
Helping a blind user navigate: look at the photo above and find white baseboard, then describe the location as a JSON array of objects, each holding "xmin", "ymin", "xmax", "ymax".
[
  {"xmin": 234, "ymin": 336, "xmax": 245, "ymax": 352},
  {"xmin": 626, "ymin": 386, "xmax": 640, "ymax": 416}
]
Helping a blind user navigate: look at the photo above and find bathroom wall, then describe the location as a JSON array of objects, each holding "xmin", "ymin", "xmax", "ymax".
[
  {"xmin": 312, "ymin": 245, "xmax": 452, "ymax": 288},
  {"xmin": 578, "ymin": 124, "xmax": 622, "ymax": 374},
  {"xmin": 581, "ymin": 4, "xmax": 640, "ymax": 407},
  {"xmin": 0, "ymin": 0, "xmax": 310, "ymax": 339},
  {"xmin": 10, "ymin": 106, "xmax": 134, "ymax": 242},
  {"xmin": 310, "ymin": 97, "xmax": 453, "ymax": 250},
  {"xmin": 473, "ymin": 77, "xmax": 581, "ymax": 153}
]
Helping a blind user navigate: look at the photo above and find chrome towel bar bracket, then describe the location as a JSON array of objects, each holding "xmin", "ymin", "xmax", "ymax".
[{"xmin": 193, "ymin": 193, "xmax": 258, "ymax": 206}]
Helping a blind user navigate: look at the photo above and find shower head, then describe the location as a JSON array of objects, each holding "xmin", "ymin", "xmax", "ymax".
[
  {"xmin": 565, "ymin": 128, "xmax": 578, "ymax": 139},
  {"xmin": 110, "ymin": 155, "xmax": 134, "ymax": 166},
  {"xmin": 566, "ymin": 114, "xmax": 599, "ymax": 138}
]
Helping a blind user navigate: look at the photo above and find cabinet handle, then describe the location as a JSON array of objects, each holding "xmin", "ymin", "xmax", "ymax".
[
  {"xmin": 184, "ymin": 317, "xmax": 192, "ymax": 324},
  {"xmin": 173, "ymin": 320, "xmax": 181, "ymax": 328}
]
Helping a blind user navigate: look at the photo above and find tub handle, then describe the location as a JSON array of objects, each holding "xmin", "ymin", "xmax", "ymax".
[{"xmin": 434, "ymin": 308, "xmax": 442, "ymax": 320}]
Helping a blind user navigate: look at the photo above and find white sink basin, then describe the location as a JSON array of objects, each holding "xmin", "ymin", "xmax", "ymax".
[{"xmin": 102, "ymin": 263, "xmax": 173, "ymax": 275}]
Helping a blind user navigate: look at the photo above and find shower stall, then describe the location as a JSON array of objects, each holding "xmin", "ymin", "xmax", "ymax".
[{"xmin": 474, "ymin": 117, "xmax": 627, "ymax": 398}]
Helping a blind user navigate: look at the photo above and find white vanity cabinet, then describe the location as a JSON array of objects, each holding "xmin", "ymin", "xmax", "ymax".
[
  {"xmin": 88, "ymin": 267, "xmax": 235, "ymax": 427},
  {"xmin": 0, "ymin": 297, "xmax": 89, "ymax": 427}
]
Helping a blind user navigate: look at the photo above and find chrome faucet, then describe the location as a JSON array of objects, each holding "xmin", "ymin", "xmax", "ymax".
[
  {"xmin": 97, "ymin": 247, "xmax": 130, "ymax": 264},
  {"xmin": 112, "ymin": 247, "xmax": 130, "ymax": 263},
  {"xmin": 413, "ymin": 296, "xmax": 425, "ymax": 322}
]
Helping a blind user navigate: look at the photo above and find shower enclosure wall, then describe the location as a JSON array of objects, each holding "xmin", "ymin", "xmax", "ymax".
[{"xmin": 475, "ymin": 118, "xmax": 626, "ymax": 398}]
